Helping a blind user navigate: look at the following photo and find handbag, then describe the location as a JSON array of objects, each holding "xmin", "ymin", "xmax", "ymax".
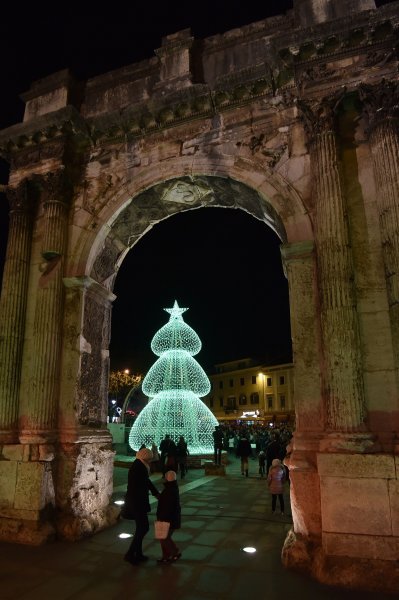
[{"xmin": 154, "ymin": 520, "xmax": 170, "ymax": 540}]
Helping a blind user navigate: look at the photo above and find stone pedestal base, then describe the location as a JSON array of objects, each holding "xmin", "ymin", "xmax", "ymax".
[
  {"xmin": 0, "ymin": 432, "xmax": 119, "ymax": 544},
  {"xmin": 282, "ymin": 529, "xmax": 399, "ymax": 594},
  {"xmin": 283, "ymin": 451, "xmax": 399, "ymax": 594},
  {"xmin": 204, "ymin": 462, "xmax": 226, "ymax": 476}
]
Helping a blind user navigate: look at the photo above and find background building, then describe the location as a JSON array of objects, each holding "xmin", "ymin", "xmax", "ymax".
[{"xmin": 204, "ymin": 358, "xmax": 294, "ymax": 426}]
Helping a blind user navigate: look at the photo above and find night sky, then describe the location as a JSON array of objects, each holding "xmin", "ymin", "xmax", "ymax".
[{"xmin": 0, "ymin": 0, "xmax": 395, "ymax": 374}]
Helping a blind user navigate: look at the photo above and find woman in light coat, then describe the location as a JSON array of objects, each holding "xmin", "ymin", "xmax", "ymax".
[{"xmin": 267, "ymin": 458, "xmax": 286, "ymax": 514}]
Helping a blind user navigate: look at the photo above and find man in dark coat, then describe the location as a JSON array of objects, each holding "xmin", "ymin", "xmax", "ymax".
[
  {"xmin": 266, "ymin": 432, "xmax": 282, "ymax": 475},
  {"xmin": 236, "ymin": 435, "xmax": 252, "ymax": 477},
  {"xmin": 176, "ymin": 435, "xmax": 189, "ymax": 479},
  {"xmin": 123, "ymin": 448, "xmax": 160, "ymax": 565},
  {"xmin": 159, "ymin": 434, "xmax": 174, "ymax": 475},
  {"xmin": 156, "ymin": 470, "xmax": 182, "ymax": 563},
  {"xmin": 212, "ymin": 425, "xmax": 224, "ymax": 466}
]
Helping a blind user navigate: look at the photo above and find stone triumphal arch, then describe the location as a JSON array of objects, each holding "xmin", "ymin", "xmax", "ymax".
[{"xmin": 0, "ymin": 0, "xmax": 398, "ymax": 592}]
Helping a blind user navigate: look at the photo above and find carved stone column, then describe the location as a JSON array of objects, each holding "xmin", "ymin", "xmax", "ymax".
[
  {"xmin": 281, "ymin": 241, "xmax": 323, "ymax": 546},
  {"xmin": 281, "ymin": 241, "xmax": 323, "ymax": 433},
  {"xmin": 360, "ymin": 81, "xmax": 399, "ymax": 381},
  {"xmin": 19, "ymin": 171, "xmax": 72, "ymax": 443},
  {"xmin": 300, "ymin": 97, "xmax": 366, "ymax": 434},
  {"xmin": 0, "ymin": 181, "xmax": 36, "ymax": 443}
]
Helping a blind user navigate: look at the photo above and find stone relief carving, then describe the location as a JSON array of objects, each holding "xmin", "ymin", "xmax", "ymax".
[
  {"xmin": 91, "ymin": 237, "xmax": 123, "ymax": 285},
  {"xmin": 79, "ymin": 295, "xmax": 106, "ymax": 426},
  {"xmin": 82, "ymin": 172, "xmax": 122, "ymax": 215},
  {"xmin": 160, "ymin": 178, "xmax": 213, "ymax": 205}
]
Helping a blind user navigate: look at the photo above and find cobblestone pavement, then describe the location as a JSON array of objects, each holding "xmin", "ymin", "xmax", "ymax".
[{"xmin": 0, "ymin": 456, "xmax": 394, "ymax": 599}]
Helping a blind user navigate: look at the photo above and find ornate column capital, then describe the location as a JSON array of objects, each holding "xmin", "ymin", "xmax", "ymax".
[
  {"xmin": 33, "ymin": 169, "xmax": 73, "ymax": 261},
  {"xmin": 5, "ymin": 179, "xmax": 38, "ymax": 215},
  {"xmin": 34, "ymin": 169, "xmax": 74, "ymax": 208},
  {"xmin": 297, "ymin": 90, "xmax": 346, "ymax": 143},
  {"xmin": 359, "ymin": 80, "xmax": 399, "ymax": 134}
]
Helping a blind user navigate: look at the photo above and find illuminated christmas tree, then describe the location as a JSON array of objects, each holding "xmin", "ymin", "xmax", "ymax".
[{"xmin": 129, "ymin": 301, "xmax": 218, "ymax": 454}]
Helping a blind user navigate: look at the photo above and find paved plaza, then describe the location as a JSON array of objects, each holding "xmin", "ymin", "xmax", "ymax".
[{"xmin": 0, "ymin": 457, "xmax": 394, "ymax": 599}]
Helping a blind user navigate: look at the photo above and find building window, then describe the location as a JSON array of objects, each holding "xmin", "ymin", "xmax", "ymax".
[
  {"xmin": 252, "ymin": 375, "xmax": 256, "ymax": 384},
  {"xmin": 219, "ymin": 381, "xmax": 223, "ymax": 389},
  {"xmin": 267, "ymin": 377, "xmax": 272, "ymax": 387},
  {"xmin": 280, "ymin": 394, "xmax": 286, "ymax": 409},
  {"xmin": 210, "ymin": 398, "xmax": 214, "ymax": 408},
  {"xmin": 279, "ymin": 375, "xmax": 285, "ymax": 385},
  {"xmin": 267, "ymin": 395, "xmax": 273, "ymax": 409},
  {"xmin": 239, "ymin": 394, "xmax": 247, "ymax": 405},
  {"xmin": 229, "ymin": 379, "xmax": 234, "ymax": 387},
  {"xmin": 227, "ymin": 396, "xmax": 236, "ymax": 408},
  {"xmin": 219, "ymin": 397, "xmax": 224, "ymax": 407},
  {"xmin": 240, "ymin": 377, "xmax": 245, "ymax": 386},
  {"xmin": 250, "ymin": 392, "xmax": 259, "ymax": 404}
]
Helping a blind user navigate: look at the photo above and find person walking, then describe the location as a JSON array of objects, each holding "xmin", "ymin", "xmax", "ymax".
[
  {"xmin": 258, "ymin": 449, "xmax": 266, "ymax": 477},
  {"xmin": 267, "ymin": 458, "xmax": 286, "ymax": 515},
  {"xmin": 156, "ymin": 470, "xmax": 182, "ymax": 563},
  {"xmin": 150, "ymin": 442, "xmax": 160, "ymax": 473},
  {"xmin": 236, "ymin": 434, "xmax": 252, "ymax": 477},
  {"xmin": 176, "ymin": 435, "xmax": 189, "ymax": 479},
  {"xmin": 266, "ymin": 432, "xmax": 282, "ymax": 474},
  {"xmin": 123, "ymin": 448, "xmax": 160, "ymax": 565},
  {"xmin": 164, "ymin": 438, "xmax": 178, "ymax": 474},
  {"xmin": 159, "ymin": 434, "xmax": 173, "ymax": 475},
  {"xmin": 212, "ymin": 425, "xmax": 224, "ymax": 466}
]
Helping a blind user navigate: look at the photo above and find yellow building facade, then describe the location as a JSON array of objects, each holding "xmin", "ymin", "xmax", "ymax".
[{"xmin": 204, "ymin": 358, "xmax": 295, "ymax": 425}]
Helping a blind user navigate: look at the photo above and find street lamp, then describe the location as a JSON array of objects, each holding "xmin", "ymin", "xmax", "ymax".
[{"xmin": 258, "ymin": 372, "xmax": 266, "ymax": 414}]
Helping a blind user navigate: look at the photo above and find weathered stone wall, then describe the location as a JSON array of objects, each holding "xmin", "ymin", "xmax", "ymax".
[{"xmin": 0, "ymin": 0, "xmax": 398, "ymax": 592}]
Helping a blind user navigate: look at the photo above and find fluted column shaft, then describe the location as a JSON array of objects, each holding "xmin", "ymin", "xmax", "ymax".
[
  {"xmin": 369, "ymin": 119, "xmax": 399, "ymax": 375},
  {"xmin": 311, "ymin": 128, "xmax": 365, "ymax": 432},
  {"xmin": 20, "ymin": 172, "xmax": 71, "ymax": 442},
  {"xmin": 281, "ymin": 241, "xmax": 323, "ymax": 432},
  {"xmin": 0, "ymin": 182, "xmax": 35, "ymax": 442}
]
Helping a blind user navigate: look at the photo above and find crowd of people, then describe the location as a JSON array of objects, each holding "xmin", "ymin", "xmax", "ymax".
[{"xmin": 122, "ymin": 423, "xmax": 293, "ymax": 566}]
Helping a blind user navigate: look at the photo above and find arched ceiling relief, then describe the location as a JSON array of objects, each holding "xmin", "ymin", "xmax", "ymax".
[{"xmin": 90, "ymin": 175, "xmax": 286, "ymax": 288}]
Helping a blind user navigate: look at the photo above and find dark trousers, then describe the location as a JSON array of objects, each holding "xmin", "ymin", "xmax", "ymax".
[
  {"xmin": 126, "ymin": 513, "xmax": 149, "ymax": 558},
  {"xmin": 272, "ymin": 494, "xmax": 285, "ymax": 513},
  {"xmin": 214, "ymin": 447, "xmax": 222, "ymax": 465},
  {"xmin": 178, "ymin": 460, "xmax": 187, "ymax": 479}
]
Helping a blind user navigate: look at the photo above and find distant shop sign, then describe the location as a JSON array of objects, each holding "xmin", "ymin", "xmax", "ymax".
[{"xmin": 240, "ymin": 410, "xmax": 260, "ymax": 419}]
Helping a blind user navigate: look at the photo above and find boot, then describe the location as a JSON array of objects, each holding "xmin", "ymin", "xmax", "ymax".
[{"xmin": 245, "ymin": 470, "xmax": 248, "ymax": 477}]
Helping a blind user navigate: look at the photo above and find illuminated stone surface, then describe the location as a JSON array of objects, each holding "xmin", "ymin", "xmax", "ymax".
[{"xmin": 0, "ymin": 0, "xmax": 398, "ymax": 592}]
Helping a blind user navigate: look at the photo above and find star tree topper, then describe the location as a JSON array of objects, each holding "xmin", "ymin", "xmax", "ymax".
[{"xmin": 165, "ymin": 300, "xmax": 188, "ymax": 320}]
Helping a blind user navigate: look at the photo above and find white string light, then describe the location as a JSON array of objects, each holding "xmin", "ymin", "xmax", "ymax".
[{"xmin": 129, "ymin": 301, "xmax": 218, "ymax": 454}]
